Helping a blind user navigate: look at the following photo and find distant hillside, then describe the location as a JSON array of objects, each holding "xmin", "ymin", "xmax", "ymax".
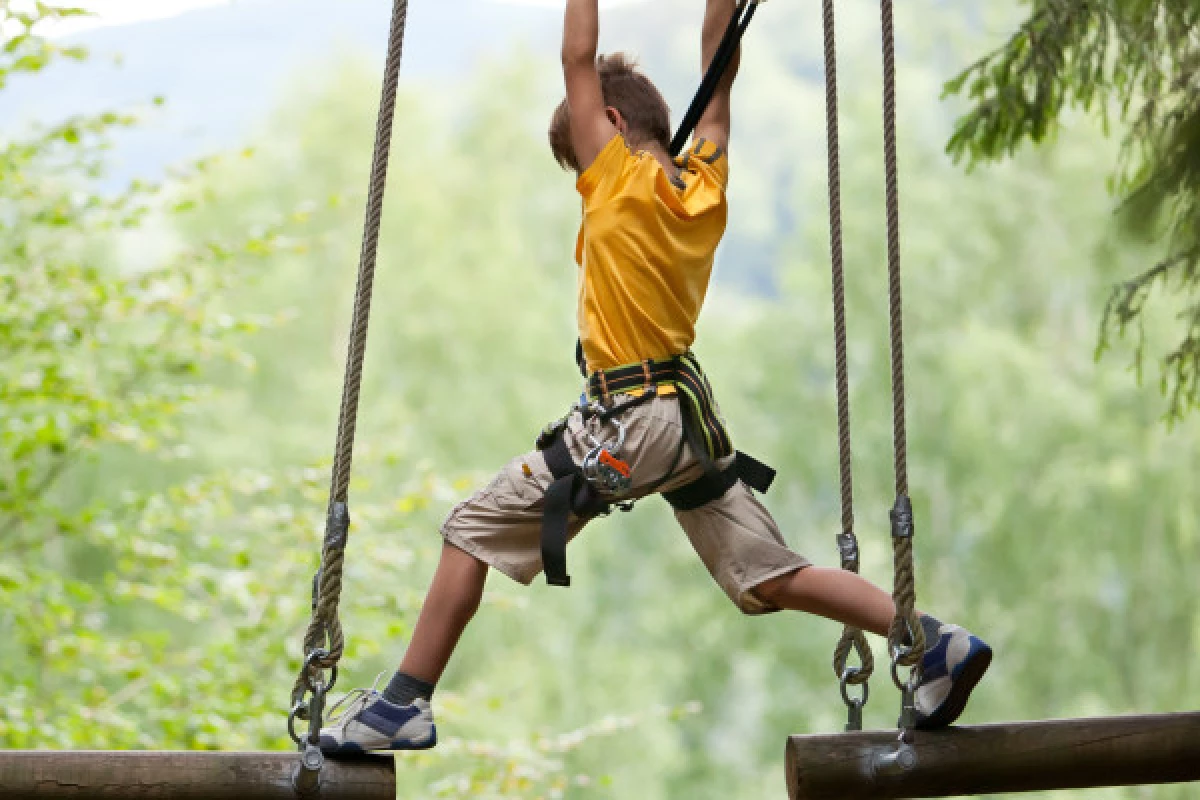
[{"xmin": 0, "ymin": 0, "xmax": 560, "ymax": 180}]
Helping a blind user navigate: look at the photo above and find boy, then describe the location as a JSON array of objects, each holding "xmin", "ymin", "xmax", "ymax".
[{"xmin": 319, "ymin": 0, "xmax": 991, "ymax": 754}]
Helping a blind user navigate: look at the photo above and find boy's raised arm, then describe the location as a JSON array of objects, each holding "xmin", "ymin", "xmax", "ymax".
[
  {"xmin": 562, "ymin": 0, "xmax": 617, "ymax": 173},
  {"xmin": 694, "ymin": 0, "xmax": 741, "ymax": 153}
]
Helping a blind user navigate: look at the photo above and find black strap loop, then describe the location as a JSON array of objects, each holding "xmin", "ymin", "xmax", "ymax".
[
  {"xmin": 541, "ymin": 436, "xmax": 581, "ymax": 587},
  {"xmin": 662, "ymin": 461, "xmax": 739, "ymax": 512},
  {"xmin": 734, "ymin": 451, "xmax": 775, "ymax": 494},
  {"xmin": 542, "ymin": 476, "xmax": 576, "ymax": 588}
]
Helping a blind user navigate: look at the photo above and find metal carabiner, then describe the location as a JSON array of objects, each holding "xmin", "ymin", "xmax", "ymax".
[
  {"xmin": 890, "ymin": 643, "xmax": 923, "ymax": 730},
  {"xmin": 293, "ymin": 650, "xmax": 338, "ymax": 723},
  {"xmin": 287, "ymin": 702, "xmax": 307, "ymax": 747},
  {"xmin": 585, "ymin": 413, "xmax": 627, "ymax": 454}
]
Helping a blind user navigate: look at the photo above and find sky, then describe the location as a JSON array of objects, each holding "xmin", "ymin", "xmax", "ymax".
[
  {"xmin": 30, "ymin": 0, "xmax": 234, "ymax": 36},
  {"xmin": 33, "ymin": 0, "xmax": 650, "ymax": 37}
]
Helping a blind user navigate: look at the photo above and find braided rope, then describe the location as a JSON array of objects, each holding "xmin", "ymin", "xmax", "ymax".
[
  {"xmin": 879, "ymin": 0, "xmax": 923, "ymax": 664},
  {"xmin": 822, "ymin": 0, "xmax": 874, "ymax": 688},
  {"xmin": 823, "ymin": 0, "xmax": 852, "ymax": 546},
  {"xmin": 292, "ymin": 0, "xmax": 409, "ymax": 704}
]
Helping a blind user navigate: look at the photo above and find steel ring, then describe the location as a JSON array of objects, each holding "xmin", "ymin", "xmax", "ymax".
[
  {"xmin": 890, "ymin": 656, "xmax": 922, "ymax": 693},
  {"xmin": 839, "ymin": 669, "xmax": 869, "ymax": 708},
  {"xmin": 302, "ymin": 650, "xmax": 338, "ymax": 694},
  {"xmin": 306, "ymin": 664, "xmax": 339, "ymax": 695}
]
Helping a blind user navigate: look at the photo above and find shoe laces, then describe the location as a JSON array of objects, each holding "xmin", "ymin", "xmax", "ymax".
[{"xmin": 325, "ymin": 672, "xmax": 388, "ymax": 726}]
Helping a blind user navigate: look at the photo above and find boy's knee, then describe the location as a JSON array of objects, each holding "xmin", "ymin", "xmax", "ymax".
[{"xmin": 750, "ymin": 571, "xmax": 795, "ymax": 608}]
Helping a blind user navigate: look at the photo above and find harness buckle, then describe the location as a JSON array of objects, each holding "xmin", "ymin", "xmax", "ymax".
[
  {"xmin": 837, "ymin": 531, "xmax": 860, "ymax": 573},
  {"xmin": 890, "ymin": 495, "xmax": 914, "ymax": 539},
  {"xmin": 640, "ymin": 360, "xmax": 659, "ymax": 396}
]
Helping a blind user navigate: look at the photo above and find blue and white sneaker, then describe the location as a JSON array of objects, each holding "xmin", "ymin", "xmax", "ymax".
[
  {"xmin": 318, "ymin": 687, "xmax": 437, "ymax": 755},
  {"xmin": 914, "ymin": 622, "xmax": 992, "ymax": 730}
]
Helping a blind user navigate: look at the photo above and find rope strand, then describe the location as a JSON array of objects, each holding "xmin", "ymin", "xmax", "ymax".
[
  {"xmin": 293, "ymin": 0, "xmax": 410, "ymax": 705},
  {"xmin": 879, "ymin": 0, "xmax": 924, "ymax": 666},
  {"xmin": 823, "ymin": 0, "xmax": 874, "ymax": 692},
  {"xmin": 881, "ymin": 0, "xmax": 906, "ymax": 500}
]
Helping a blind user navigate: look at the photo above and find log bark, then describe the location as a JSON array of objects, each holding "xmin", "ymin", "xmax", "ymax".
[
  {"xmin": 786, "ymin": 712, "xmax": 1200, "ymax": 799},
  {"xmin": 0, "ymin": 751, "xmax": 395, "ymax": 800}
]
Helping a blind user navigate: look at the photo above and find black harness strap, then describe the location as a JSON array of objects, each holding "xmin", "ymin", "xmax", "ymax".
[
  {"xmin": 669, "ymin": 0, "xmax": 760, "ymax": 158},
  {"xmin": 588, "ymin": 354, "xmax": 733, "ymax": 464},
  {"xmin": 662, "ymin": 451, "xmax": 776, "ymax": 512}
]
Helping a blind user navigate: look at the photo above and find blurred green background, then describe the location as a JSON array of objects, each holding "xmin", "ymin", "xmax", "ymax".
[{"xmin": 2, "ymin": 1, "xmax": 1198, "ymax": 798}]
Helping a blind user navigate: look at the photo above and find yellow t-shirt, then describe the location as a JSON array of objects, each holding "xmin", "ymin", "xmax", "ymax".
[{"xmin": 574, "ymin": 134, "xmax": 729, "ymax": 373}]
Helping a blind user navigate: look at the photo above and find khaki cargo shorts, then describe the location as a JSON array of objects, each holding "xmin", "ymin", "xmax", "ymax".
[{"xmin": 441, "ymin": 394, "xmax": 810, "ymax": 614}]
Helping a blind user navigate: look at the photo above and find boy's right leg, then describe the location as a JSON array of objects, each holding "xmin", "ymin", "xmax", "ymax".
[
  {"xmin": 397, "ymin": 541, "xmax": 488, "ymax": 687},
  {"xmin": 320, "ymin": 436, "xmax": 591, "ymax": 756},
  {"xmin": 319, "ymin": 542, "xmax": 487, "ymax": 754}
]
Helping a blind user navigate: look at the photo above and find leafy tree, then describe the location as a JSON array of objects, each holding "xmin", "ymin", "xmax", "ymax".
[
  {"xmin": 0, "ymin": 0, "xmax": 301, "ymax": 750},
  {"xmin": 944, "ymin": 0, "xmax": 1200, "ymax": 419}
]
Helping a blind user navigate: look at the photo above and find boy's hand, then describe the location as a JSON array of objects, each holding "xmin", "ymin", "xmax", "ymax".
[
  {"xmin": 562, "ymin": 0, "xmax": 618, "ymax": 173},
  {"xmin": 695, "ymin": 0, "xmax": 742, "ymax": 153}
]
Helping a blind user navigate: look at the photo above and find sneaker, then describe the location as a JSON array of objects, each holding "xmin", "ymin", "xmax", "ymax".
[
  {"xmin": 318, "ymin": 687, "xmax": 437, "ymax": 755},
  {"xmin": 914, "ymin": 623, "xmax": 992, "ymax": 730}
]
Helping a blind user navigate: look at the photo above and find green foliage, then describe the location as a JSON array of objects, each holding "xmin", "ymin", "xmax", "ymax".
[
  {"xmin": 944, "ymin": 0, "xmax": 1200, "ymax": 420},
  {"xmin": 0, "ymin": 1, "xmax": 88, "ymax": 89},
  {"xmin": 0, "ymin": 0, "xmax": 324, "ymax": 755}
]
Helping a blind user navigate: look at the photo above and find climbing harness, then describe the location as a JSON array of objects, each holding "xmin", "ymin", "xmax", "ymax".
[
  {"xmin": 819, "ymin": 0, "xmax": 923, "ymax": 736},
  {"xmin": 287, "ymin": 0, "xmax": 408, "ymax": 790},
  {"xmin": 539, "ymin": 354, "xmax": 775, "ymax": 588}
]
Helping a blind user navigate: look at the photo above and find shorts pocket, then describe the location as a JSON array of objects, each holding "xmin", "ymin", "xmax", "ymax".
[{"xmin": 491, "ymin": 456, "xmax": 543, "ymax": 512}]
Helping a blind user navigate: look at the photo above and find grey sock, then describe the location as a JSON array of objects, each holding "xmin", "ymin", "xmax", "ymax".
[
  {"xmin": 919, "ymin": 613, "xmax": 945, "ymax": 650},
  {"xmin": 382, "ymin": 671, "xmax": 435, "ymax": 707}
]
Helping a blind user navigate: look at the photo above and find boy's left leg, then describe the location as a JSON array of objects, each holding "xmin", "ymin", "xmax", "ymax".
[
  {"xmin": 673, "ymin": 479, "xmax": 991, "ymax": 730},
  {"xmin": 752, "ymin": 565, "xmax": 895, "ymax": 636},
  {"xmin": 751, "ymin": 566, "xmax": 992, "ymax": 729}
]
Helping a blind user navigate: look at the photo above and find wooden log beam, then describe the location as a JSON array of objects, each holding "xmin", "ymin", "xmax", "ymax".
[
  {"xmin": 786, "ymin": 712, "xmax": 1200, "ymax": 799},
  {"xmin": 0, "ymin": 751, "xmax": 395, "ymax": 800}
]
